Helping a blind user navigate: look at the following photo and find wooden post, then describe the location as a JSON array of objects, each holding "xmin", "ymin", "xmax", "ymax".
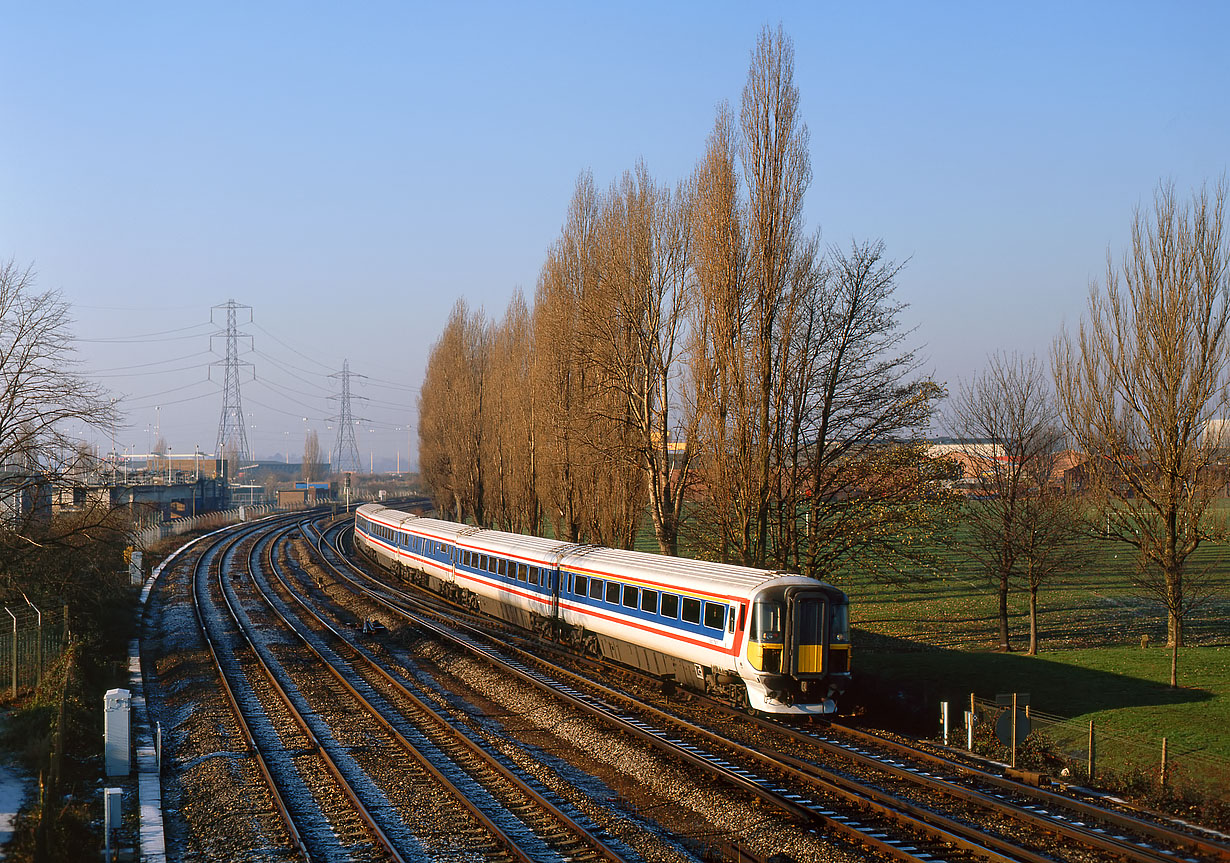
[
  {"xmin": 1087, "ymin": 720, "xmax": 1095, "ymax": 781},
  {"xmin": 1011, "ymin": 693, "xmax": 1018, "ymax": 768},
  {"xmin": 1160, "ymin": 737, "xmax": 1168, "ymax": 786}
]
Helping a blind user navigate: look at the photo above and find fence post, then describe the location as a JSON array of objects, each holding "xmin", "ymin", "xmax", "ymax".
[
  {"xmin": 1087, "ymin": 720, "xmax": 1095, "ymax": 781},
  {"xmin": 1160, "ymin": 737, "xmax": 1168, "ymax": 787},
  {"xmin": 24, "ymin": 597, "xmax": 41, "ymax": 686},
  {"xmin": 1011, "ymin": 692, "xmax": 1018, "ymax": 769},
  {"xmin": 940, "ymin": 701, "xmax": 949, "ymax": 746},
  {"xmin": 6, "ymin": 608, "xmax": 16, "ymax": 697}
]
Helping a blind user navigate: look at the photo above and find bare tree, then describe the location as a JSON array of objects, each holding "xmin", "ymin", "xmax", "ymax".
[
  {"xmin": 418, "ymin": 300, "xmax": 489, "ymax": 522},
  {"xmin": 485, "ymin": 291, "xmax": 539, "ymax": 533},
  {"xmin": 1016, "ymin": 469, "xmax": 1089, "ymax": 655},
  {"xmin": 950, "ymin": 353, "xmax": 1078, "ymax": 652},
  {"xmin": 302, "ymin": 429, "xmax": 324, "ymax": 482},
  {"xmin": 1054, "ymin": 179, "xmax": 1229, "ymax": 685},
  {"xmin": 580, "ymin": 163, "xmax": 697, "ymax": 554},
  {"xmin": 688, "ymin": 101, "xmax": 753, "ymax": 563},
  {"xmin": 0, "ymin": 260, "xmax": 121, "ymax": 584},
  {"xmin": 789, "ymin": 241, "xmax": 951, "ymax": 581},
  {"xmin": 533, "ymin": 174, "xmax": 602, "ymax": 542},
  {"xmin": 688, "ymin": 27, "xmax": 813, "ymax": 567}
]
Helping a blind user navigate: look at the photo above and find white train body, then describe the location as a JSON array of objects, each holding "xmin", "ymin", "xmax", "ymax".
[{"xmin": 355, "ymin": 503, "xmax": 850, "ymax": 716}]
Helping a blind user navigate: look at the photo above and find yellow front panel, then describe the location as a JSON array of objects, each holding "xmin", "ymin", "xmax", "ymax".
[
  {"xmin": 747, "ymin": 640, "xmax": 764, "ymax": 670},
  {"xmin": 797, "ymin": 643, "xmax": 824, "ymax": 674}
]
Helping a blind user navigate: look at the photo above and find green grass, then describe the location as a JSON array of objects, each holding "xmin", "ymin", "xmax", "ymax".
[{"xmin": 837, "ymin": 521, "xmax": 1230, "ymax": 806}]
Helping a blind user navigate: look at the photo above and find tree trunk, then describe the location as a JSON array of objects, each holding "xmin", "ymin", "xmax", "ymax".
[
  {"xmin": 1166, "ymin": 574, "xmax": 1184, "ymax": 647},
  {"xmin": 998, "ymin": 570, "xmax": 1011, "ymax": 651},
  {"xmin": 1027, "ymin": 586, "xmax": 1039, "ymax": 655},
  {"xmin": 1170, "ymin": 638, "xmax": 1179, "ymax": 688}
]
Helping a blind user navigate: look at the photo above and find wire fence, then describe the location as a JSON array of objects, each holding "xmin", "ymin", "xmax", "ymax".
[
  {"xmin": 0, "ymin": 603, "xmax": 68, "ymax": 697},
  {"xmin": 952, "ymin": 695, "xmax": 1230, "ymax": 802},
  {"xmin": 133, "ymin": 503, "xmax": 279, "ymax": 549}
]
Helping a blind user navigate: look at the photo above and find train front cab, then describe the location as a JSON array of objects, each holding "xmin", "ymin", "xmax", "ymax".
[{"xmin": 746, "ymin": 583, "xmax": 850, "ymax": 713}]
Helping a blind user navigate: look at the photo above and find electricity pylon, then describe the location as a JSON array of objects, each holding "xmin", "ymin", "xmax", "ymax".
[
  {"xmin": 330, "ymin": 359, "xmax": 366, "ymax": 474},
  {"xmin": 211, "ymin": 300, "xmax": 253, "ymax": 467}
]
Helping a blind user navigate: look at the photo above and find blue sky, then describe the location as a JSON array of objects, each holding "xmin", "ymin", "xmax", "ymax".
[{"xmin": 2, "ymin": 3, "xmax": 1227, "ymax": 467}]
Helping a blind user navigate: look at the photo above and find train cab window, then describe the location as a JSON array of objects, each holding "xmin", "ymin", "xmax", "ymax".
[
  {"xmin": 681, "ymin": 597, "xmax": 701, "ymax": 624},
  {"xmin": 830, "ymin": 603, "xmax": 849, "ymax": 644},
  {"xmin": 704, "ymin": 602, "xmax": 727, "ymax": 631},
  {"xmin": 589, "ymin": 578, "xmax": 603, "ymax": 600},
  {"xmin": 622, "ymin": 585, "xmax": 638, "ymax": 608},
  {"xmin": 575, "ymin": 575, "xmax": 588, "ymax": 596},
  {"xmin": 605, "ymin": 581, "xmax": 621, "ymax": 604},
  {"xmin": 660, "ymin": 593, "xmax": 679, "ymax": 619},
  {"xmin": 751, "ymin": 601, "xmax": 784, "ymax": 643},
  {"xmin": 640, "ymin": 589, "xmax": 657, "ymax": 614}
]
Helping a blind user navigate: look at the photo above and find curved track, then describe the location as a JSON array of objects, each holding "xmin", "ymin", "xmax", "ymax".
[{"xmin": 329, "ymin": 516, "xmax": 1230, "ymax": 863}]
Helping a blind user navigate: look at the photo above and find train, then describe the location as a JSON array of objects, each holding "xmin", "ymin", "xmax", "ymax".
[{"xmin": 354, "ymin": 502, "xmax": 850, "ymax": 716}]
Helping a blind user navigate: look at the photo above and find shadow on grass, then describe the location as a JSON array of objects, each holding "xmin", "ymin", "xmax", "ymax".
[{"xmin": 845, "ymin": 629, "xmax": 1213, "ymax": 735}]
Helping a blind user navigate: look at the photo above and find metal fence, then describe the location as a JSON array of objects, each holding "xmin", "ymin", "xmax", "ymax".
[
  {"xmin": 0, "ymin": 603, "xmax": 67, "ymax": 696},
  {"xmin": 133, "ymin": 503, "xmax": 278, "ymax": 549}
]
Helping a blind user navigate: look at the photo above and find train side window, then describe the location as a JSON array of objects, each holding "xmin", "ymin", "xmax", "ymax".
[
  {"xmin": 622, "ymin": 585, "xmax": 638, "ymax": 608},
  {"xmin": 704, "ymin": 602, "xmax": 726, "ymax": 630},
  {"xmin": 606, "ymin": 581, "xmax": 621, "ymax": 604},
  {"xmin": 660, "ymin": 593, "xmax": 679, "ymax": 619},
  {"xmin": 530, "ymin": 566, "xmax": 540, "ymax": 586},
  {"xmin": 518, "ymin": 564, "xmax": 529, "ymax": 583},
  {"xmin": 487, "ymin": 556, "xmax": 497, "ymax": 574},
  {"xmin": 681, "ymin": 597, "xmax": 701, "ymax": 624},
  {"xmin": 498, "ymin": 558, "xmax": 508, "ymax": 577},
  {"xmin": 589, "ymin": 579, "xmax": 603, "ymax": 600},
  {"xmin": 575, "ymin": 575, "xmax": 588, "ymax": 596},
  {"xmin": 641, "ymin": 589, "xmax": 658, "ymax": 614}
]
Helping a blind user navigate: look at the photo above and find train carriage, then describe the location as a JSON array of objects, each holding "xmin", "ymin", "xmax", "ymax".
[{"xmin": 355, "ymin": 503, "xmax": 850, "ymax": 716}]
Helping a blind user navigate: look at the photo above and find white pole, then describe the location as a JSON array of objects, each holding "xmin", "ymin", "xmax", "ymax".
[{"xmin": 941, "ymin": 701, "xmax": 949, "ymax": 746}]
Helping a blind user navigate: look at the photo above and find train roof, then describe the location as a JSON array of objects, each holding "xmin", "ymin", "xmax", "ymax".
[{"xmin": 356, "ymin": 503, "xmax": 844, "ymax": 600}]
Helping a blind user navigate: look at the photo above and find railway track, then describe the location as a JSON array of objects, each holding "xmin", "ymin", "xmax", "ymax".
[
  {"xmin": 153, "ymin": 511, "xmax": 719, "ymax": 863},
  {"xmin": 192, "ymin": 518, "xmax": 407, "ymax": 861},
  {"xmin": 317, "ymin": 516, "xmax": 1230, "ymax": 863},
  {"xmin": 255, "ymin": 521, "xmax": 638, "ymax": 863},
  {"xmin": 142, "ymin": 511, "xmax": 1230, "ymax": 863}
]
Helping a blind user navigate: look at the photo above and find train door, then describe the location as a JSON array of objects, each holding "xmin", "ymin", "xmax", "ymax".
[{"xmin": 785, "ymin": 588, "xmax": 829, "ymax": 677}]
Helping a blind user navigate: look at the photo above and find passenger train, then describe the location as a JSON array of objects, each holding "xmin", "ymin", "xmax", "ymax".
[{"xmin": 354, "ymin": 502, "xmax": 850, "ymax": 716}]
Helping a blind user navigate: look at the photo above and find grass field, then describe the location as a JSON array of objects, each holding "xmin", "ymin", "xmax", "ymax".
[{"xmin": 835, "ymin": 521, "xmax": 1230, "ymax": 805}]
